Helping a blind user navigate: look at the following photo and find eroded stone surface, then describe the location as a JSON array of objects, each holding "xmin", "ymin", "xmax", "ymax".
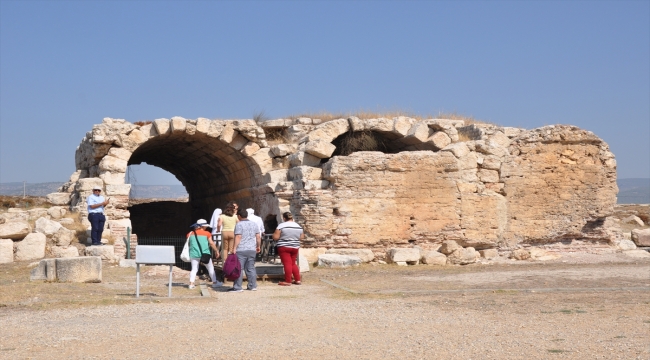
[
  {"xmin": 56, "ymin": 118, "xmax": 618, "ymax": 257},
  {"xmin": 447, "ymin": 247, "xmax": 478, "ymax": 265},
  {"xmin": 0, "ymin": 239, "xmax": 13, "ymax": 264},
  {"xmin": 56, "ymin": 256, "xmax": 102, "ymax": 283},
  {"xmin": 325, "ymin": 248, "xmax": 374, "ymax": 263},
  {"xmin": 420, "ymin": 250, "xmax": 447, "ymax": 265},
  {"xmin": 15, "ymin": 233, "xmax": 46, "ymax": 261},
  {"xmin": 51, "ymin": 246, "xmax": 79, "ymax": 258},
  {"xmin": 317, "ymin": 254, "xmax": 362, "ymax": 268},
  {"xmin": 0, "ymin": 221, "xmax": 31, "ymax": 240},
  {"xmin": 631, "ymin": 229, "xmax": 650, "ymax": 247}
]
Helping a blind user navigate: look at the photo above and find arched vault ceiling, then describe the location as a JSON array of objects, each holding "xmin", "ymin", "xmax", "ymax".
[{"xmin": 127, "ymin": 132, "xmax": 254, "ymax": 199}]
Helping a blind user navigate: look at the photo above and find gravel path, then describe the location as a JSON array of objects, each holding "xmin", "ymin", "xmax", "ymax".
[{"xmin": 1, "ymin": 258, "xmax": 649, "ymax": 359}]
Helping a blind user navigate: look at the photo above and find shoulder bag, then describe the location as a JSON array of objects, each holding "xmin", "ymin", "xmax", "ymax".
[{"xmin": 193, "ymin": 230, "xmax": 212, "ymax": 264}]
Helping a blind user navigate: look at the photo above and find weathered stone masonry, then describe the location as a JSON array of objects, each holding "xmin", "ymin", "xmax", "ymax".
[{"xmin": 47, "ymin": 116, "xmax": 618, "ymax": 255}]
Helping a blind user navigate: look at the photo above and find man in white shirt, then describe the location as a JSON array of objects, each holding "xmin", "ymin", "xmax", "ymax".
[
  {"xmin": 86, "ymin": 186, "xmax": 109, "ymax": 246},
  {"xmin": 246, "ymin": 208, "xmax": 265, "ymax": 235}
]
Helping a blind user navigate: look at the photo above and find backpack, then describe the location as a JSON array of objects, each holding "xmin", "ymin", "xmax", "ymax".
[{"xmin": 222, "ymin": 254, "xmax": 241, "ymax": 281}]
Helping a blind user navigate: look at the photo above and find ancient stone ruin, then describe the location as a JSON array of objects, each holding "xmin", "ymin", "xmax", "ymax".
[{"xmin": 36, "ymin": 115, "xmax": 623, "ymax": 265}]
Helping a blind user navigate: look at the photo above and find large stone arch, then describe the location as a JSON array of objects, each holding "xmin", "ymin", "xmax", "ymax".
[
  {"xmin": 48, "ymin": 115, "xmax": 619, "ymax": 259},
  {"xmin": 58, "ymin": 117, "xmax": 280, "ymax": 238}
]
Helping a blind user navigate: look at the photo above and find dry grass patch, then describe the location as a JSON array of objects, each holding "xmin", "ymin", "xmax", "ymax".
[
  {"xmin": 0, "ymin": 196, "xmax": 50, "ymax": 211},
  {"xmin": 264, "ymin": 128, "xmax": 290, "ymax": 146},
  {"xmin": 61, "ymin": 211, "xmax": 89, "ymax": 244}
]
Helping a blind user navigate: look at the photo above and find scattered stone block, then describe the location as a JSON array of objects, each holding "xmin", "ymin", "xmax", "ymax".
[
  {"xmin": 30, "ymin": 258, "xmax": 57, "ymax": 281},
  {"xmin": 59, "ymin": 218, "xmax": 74, "ymax": 226},
  {"xmin": 439, "ymin": 240, "xmax": 462, "ymax": 255},
  {"xmin": 51, "ymin": 246, "xmax": 79, "ymax": 258},
  {"xmin": 420, "ymin": 250, "xmax": 447, "ymax": 265},
  {"xmin": 85, "ymin": 245, "xmax": 115, "ymax": 261},
  {"xmin": 0, "ymin": 221, "xmax": 31, "ymax": 240},
  {"xmin": 47, "ymin": 207, "xmax": 67, "ymax": 220},
  {"xmin": 0, "ymin": 210, "xmax": 28, "ymax": 222},
  {"xmin": 317, "ymin": 254, "xmax": 362, "ymax": 268},
  {"xmin": 300, "ymin": 248, "xmax": 327, "ymax": 264},
  {"xmin": 46, "ymin": 192, "xmax": 71, "ymax": 205},
  {"xmin": 0, "ymin": 239, "xmax": 13, "ymax": 264},
  {"xmin": 510, "ymin": 249, "xmax": 531, "ymax": 260},
  {"xmin": 631, "ymin": 229, "xmax": 650, "ymax": 247},
  {"xmin": 616, "ymin": 240, "xmax": 637, "ymax": 251},
  {"xmin": 271, "ymin": 144, "xmax": 297, "ymax": 157},
  {"xmin": 387, "ymin": 248, "xmax": 420, "ymax": 264},
  {"xmin": 299, "ymin": 254, "xmax": 310, "ymax": 273},
  {"xmin": 53, "ymin": 227, "xmax": 75, "ymax": 247},
  {"xmin": 15, "ymin": 233, "xmax": 46, "ymax": 261},
  {"xmin": 56, "ymin": 256, "xmax": 102, "ymax": 283},
  {"xmin": 479, "ymin": 249, "xmax": 499, "ymax": 259},
  {"xmin": 289, "ymin": 151, "xmax": 321, "ymax": 167},
  {"xmin": 35, "ymin": 217, "xmax": 62, "ymax": 237},
  {"xmin": 622, "ymin": 215, "xmax": 644, "ymax": 226},
  {"xmin": 427, "ymin": 131, "xmax": 452, "ymax": 150},
  {"xmin": 402, "ymin": 122, "xmax": 432, "ymax": 145},
  {"xmin": 326, "ymin": 248, "xmax": 375, "ymax": 263},
  {"xmin": 303, "ymin": 118, "xmax": 349, "ymax": 143},
  {"xmin": 304, "ymin": 140, "xmax": 336, "ymax": 158},
  {"xmin": 447, "ymin": 247, "xmax": 478, "ymax": 265},
  {"xmin": 241, "ymin": 142, "xmax": 261, "ymax": 156},
  {"xmin": 27, "ymin": 208, "xmax": 49, "ymax": 221},
  {"xmin": 119, "ymin": 259, "xmax": 137, "ymax": 268}
]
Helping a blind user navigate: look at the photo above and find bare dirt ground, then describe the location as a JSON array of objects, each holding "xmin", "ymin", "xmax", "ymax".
[{"xmin": 0, "ymin": 254, "xmax": 649, "ymax": 360}]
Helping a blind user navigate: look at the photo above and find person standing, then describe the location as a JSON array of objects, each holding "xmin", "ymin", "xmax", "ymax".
[
  {"xmin": 273, "ymin": 212, "xmax": 304, "ymax": 286},
  {"xmin": 217, "ymin": 204, "xmax": 238, "ymax": 262},
  {"xmin": 246, "ymin": 208, "xmax": 265, "ymax": 235},
  {"xmin": 209, "ymin": 207, "xmax": 222, "ymax": 263},
  {"xmin": 187, "ymin": 219, "xmax": 221, "ymax": 289},
  {"xmin": 230, "ymin": 208, "xmax": 261, "ymax": 292},
  {"xmin": 209, "ymin": 207, "xmax": 222, "ymax": 238},
  {"xmin": 87, "ymin": 186, "xmax": 109, "ymax": 246}
]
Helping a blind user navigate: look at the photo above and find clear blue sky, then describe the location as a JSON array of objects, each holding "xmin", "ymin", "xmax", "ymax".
[{"xmin": 1, "ymin": 1, "xmax": 648, "ymax": 185}]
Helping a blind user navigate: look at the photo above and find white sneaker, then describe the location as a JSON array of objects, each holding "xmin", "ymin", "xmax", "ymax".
[{"xmin": 189, "ymin": 284, "xmax": 195, "ymax": 289}]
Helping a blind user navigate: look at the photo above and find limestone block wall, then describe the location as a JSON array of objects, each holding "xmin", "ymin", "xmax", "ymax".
[
  {"xmin": 289, "ymin": 124, "xmax": 617, "ymax": 251},
  {"xmin": 48, "ymin": 115, "xmax": 618, "ymax": 252}
]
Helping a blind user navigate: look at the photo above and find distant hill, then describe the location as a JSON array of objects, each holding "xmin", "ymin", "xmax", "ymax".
[
  {"xmin": 0, "ymin": 182, "xmax": 188, "ymax": 199},
  {"xmin": 128, "ymin": 185, "xmax": 188, "ymax": 199},
  {"xmin": 0, "ymin": 182, "xmax": 63, "ymax": 196},
  {"xmin": 617, "ymin": 178, "xmax": 650, "ymax": 204}
]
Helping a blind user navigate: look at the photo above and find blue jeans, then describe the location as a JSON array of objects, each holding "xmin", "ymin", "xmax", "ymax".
[
  {"xmin": 233, "ymin": 250, "xmax": 257, "ymax": 290},
  {"xmin": 88, "ymin": 213, "xmax": 106, "ymax": 245}
]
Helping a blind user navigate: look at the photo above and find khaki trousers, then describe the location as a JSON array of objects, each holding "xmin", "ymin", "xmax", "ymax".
[{"xmin": 221, "ymin": 231, "xmax": 235, "ymax": 262}]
